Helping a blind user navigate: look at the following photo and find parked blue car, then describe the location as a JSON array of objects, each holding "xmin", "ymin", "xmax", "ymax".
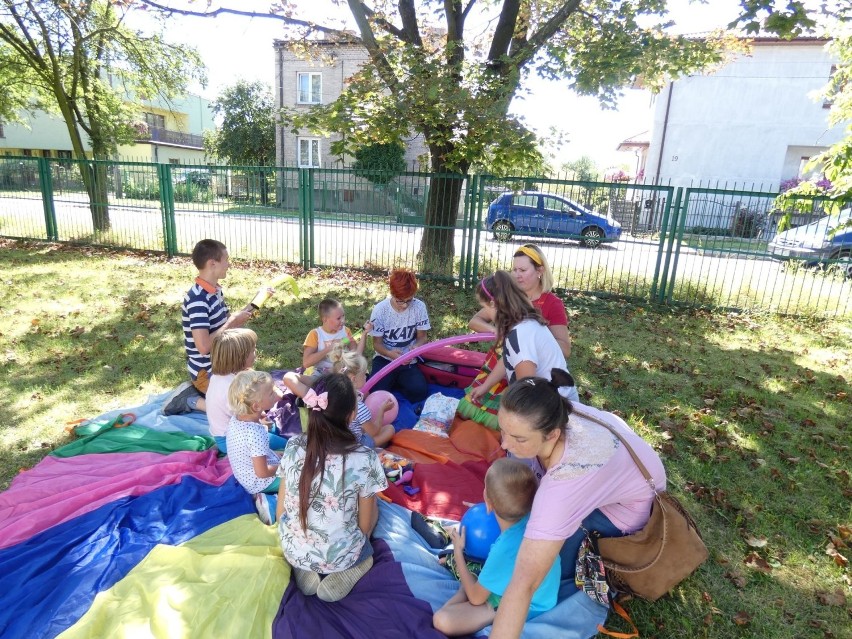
[
  {"xmin": 768, "ymin": 209, "xmax": 852, "ymax": 278},
  {"xmin": 486, "ymin": 191, "xmax": 622, "ymax": 247}
]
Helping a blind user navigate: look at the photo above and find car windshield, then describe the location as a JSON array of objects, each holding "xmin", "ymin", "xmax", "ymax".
[{"xmin": 802, "ymin": 209, "xmax": 852, "ymax": 234}]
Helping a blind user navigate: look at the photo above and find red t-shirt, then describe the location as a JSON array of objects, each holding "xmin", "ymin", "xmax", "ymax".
[{"xmin": 532, "ymin": 292, "xmax": 568, "ymax": 328}]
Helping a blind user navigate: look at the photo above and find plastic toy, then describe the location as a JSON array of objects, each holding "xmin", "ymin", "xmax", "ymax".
[
  {"xmin": 363, "ymin": 390, "xmax": 399, "ymax": 425},
  {"xmin": 378, "ymin": 451, "xmax": 414, "ymax": 482},
  {"xmin": 459, "ymin": 502, "xmax": 501, "ymax": 561}
]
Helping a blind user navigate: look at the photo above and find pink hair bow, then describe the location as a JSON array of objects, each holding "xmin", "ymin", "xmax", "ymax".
[{"xmin": 304, "ymin": 388, "xmax": 328, "ymax": 411}]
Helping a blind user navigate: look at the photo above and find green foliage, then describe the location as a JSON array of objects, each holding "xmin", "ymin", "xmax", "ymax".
[
  {"xmin": 207, "ymin": 80, "xmax": 276, "ymax": 165},
  {"xmin": 352, "ymin": 142, "xmax": 406, "ymax": 184}
]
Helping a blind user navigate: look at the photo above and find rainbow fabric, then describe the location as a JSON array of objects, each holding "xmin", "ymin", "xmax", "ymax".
[{"xmin": 0, "ymin": 387, "xmax": 606, "ymax": 639}]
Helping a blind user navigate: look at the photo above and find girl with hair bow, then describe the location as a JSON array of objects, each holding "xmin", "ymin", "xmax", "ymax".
[{"xmin": 274, "ymin": 373, "xmax": 388, "ymax": 602}]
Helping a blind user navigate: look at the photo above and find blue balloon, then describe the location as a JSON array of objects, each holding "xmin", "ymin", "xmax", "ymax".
[{"xmin": 460, "ymin": 502, "xmax": 501, "ymax": 561}]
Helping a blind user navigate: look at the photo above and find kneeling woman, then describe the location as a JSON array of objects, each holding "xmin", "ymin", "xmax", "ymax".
[{"xmin": 489, "ymin": 370, "xmax": 666, "ymax": 638}]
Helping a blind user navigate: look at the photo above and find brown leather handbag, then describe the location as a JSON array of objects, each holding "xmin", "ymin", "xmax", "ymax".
[{"xmin": 576, "ymin": 408, "xmax": 709, "ymax": 602}]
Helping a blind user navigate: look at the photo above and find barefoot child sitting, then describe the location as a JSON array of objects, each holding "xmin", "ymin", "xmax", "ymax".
[
  {"xmin": 302, "ymin": 298, "xmax": 371, "ymax": 375},
  {"xmin": 226, "ymin": 370, "xmax": 282, "ymax": 524},
  {"xmin": 432, "ymin": 458, "xmax": 560, "ymax": 636},
  {"xmin": 275, "ymin": 374, "xmax": 387, "ymax": 601}
]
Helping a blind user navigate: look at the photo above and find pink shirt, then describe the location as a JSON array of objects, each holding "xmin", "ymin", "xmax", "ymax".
[
  {"xmin": 525, "ymin": 403, "xmax": 666, "ymax": 541},
  {"xmin": 532, "ymin": 292, "xmax": 568, "ymax": 328},
  {"xmin": 206, "ymin": 373, "xmax": 236, "ymax": 437}
]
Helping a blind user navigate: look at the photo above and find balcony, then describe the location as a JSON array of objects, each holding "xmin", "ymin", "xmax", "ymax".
[{"xmin": 137, "ymin": 126, "xmax": 204, "ymax": 149}]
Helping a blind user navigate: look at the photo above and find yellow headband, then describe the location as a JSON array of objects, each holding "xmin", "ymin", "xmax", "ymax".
[{"xmin": 514, "ymin": 245, "xmax": 542, "ymax": 266}]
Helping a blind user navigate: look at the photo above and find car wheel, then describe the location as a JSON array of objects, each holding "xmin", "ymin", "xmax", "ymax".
[
  {"xmin": 581, "ymin": 226, "xmax": 604, "ymax": 248},
  {"xmin": 831, "ymin": 249, "xmax": 852, "ymax": 279},
  {"xmin": 492, "ymin": 220, "xmax": 513, "ymax": 242}
]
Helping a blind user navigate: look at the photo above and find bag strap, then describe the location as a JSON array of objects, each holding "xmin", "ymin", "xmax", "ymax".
[
  {"xmin": 571, "ymin": 407, "xmax": 658, "ymax": 495},
  {"xmin": 596, "ymin": 601, "xmax": 640, "ymax": 639}
]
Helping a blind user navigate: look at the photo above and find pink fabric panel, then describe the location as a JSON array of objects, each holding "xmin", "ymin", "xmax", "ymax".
[{"xmin": 0, "ymin": 450, "xmax": 232, "ymax": 549}]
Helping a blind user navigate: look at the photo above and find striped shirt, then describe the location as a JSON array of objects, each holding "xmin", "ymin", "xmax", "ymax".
[
  {"xmin": 181, "ymin": 278, "xmax": 230, "ymax": 379},
  {"xmin": 349, "ymin": 396, "xmax": 372, "ymax": 441}
]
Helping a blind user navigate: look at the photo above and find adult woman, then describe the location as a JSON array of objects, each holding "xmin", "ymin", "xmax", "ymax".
[
  {"xmin": 489, "ymin": 370, "xmax": 667, "ymax": 638},
  {"xmin": 469, "ymin": 271, "xmax": 578, "ymax": 403},
  {"xmin": 469, "ymin": 244, "xmax": 570, "ymax": 358},
  {"xmin": 367, "ymin": 268, "xmax": 430, "ymax": 402}
]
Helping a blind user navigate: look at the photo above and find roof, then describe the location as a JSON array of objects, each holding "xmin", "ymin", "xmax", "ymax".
[{"xmin": 617, "ymin": 131, "xmax": 650, "ymax": 151}]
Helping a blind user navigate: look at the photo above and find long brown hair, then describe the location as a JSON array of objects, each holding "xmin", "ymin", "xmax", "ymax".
[
  {"xmin": 478, "ymin": 270, "xmax": 545, "ymax": 341},
  {"xmin": 298, "ymin": 373, "xmax": 359, "ymax": 530},
  {"xmin": 499, "ymin": 370, "xmax": 575, "ymax": 438}
]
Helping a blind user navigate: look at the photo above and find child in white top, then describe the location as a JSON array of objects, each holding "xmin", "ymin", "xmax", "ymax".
[
  {"xmin": 226, "ymin": 370, "xmax": 282, "ymax": 522},
  {"xmin": 302, "ymin": 298, "xmax": 371, "ymax": 374},
  {"xmin": 207, "ymin": 328, "xmax": 286, "ymax": 454}
]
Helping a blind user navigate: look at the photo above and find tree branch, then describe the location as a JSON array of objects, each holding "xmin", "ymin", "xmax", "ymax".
[
  {"xmin": 396, "ymin": 0, "xmax": 422, "ymax": 45},
  {"xmin": 512, "ymin": 0, "xmax": 582, "ymax": 68}
]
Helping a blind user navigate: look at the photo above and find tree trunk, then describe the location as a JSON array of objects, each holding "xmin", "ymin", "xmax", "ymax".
[
  {"xmin": 86, "ymin": 159, "xmax": 111, "ymax": 232},
  {"xmin": 418, "ymin": 156, "xmax": 467, "ymax": 275}
]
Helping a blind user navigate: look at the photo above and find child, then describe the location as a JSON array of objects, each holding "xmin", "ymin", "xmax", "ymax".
[
  {"xmin": 330, "ymin": 347, "xmax": 395, "ymax": 448},
  {"xmin": 165, "ymin": 239, "xmax": 257, "ymax": 415},
  {"xmin": 281, "ymin": 346, "xmax": 395, "ymax": 449},
  {"xmin": 206, "ymin": 328, "xmax": 287, "ymax": 454},
  {"xmin": 302, "ymin": 299, "xmax": 371, "ymax": 374},
  {"xmin": 368, "ymin": 268, "xmax": 431, "ymax": 402},
  {"xmin": 432, "ymin": 458, "xmax": 560, "ymax": 636},
  {"xmin": 226, "ymin": 370, "xmax": 282, "ymax": 525},
  {"xmin": 275, "ymin": 374, "xmax": 387, "ymax": 601}
]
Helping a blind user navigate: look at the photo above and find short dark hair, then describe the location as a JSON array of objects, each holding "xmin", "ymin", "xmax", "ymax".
[
  {"xmin": 318, "ymin": 298, "xmax": 342, "ymax": 318},
  {"xmin": 191, "ymin": 239, "xmax": 226, "ymax": 269},
  {"xmin": 485, "ymin": 458, "xmax": 538, "ymax": 522}
]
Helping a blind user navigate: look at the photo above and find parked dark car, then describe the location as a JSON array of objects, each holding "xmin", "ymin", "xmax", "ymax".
[
  {"xmin": 486, "ymin": 191, "xmax": 622, "ymax": 247},
  {"xmin": 768, "ymin": 208, "xmax": 852, "ymax": 278},
  {"xmin": 174, "ymin": 169, "xmax": 212, "ymax": 188}
]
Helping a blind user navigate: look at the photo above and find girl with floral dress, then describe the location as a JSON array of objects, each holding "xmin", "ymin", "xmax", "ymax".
[{"xmin": 275, "ymin": 373, "xmax": 388, "ymax": 601}]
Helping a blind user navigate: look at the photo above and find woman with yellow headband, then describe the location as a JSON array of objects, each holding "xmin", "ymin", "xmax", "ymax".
[{"xmin": 470, "ymin": 244, "xmax": 570, "ymax": 359}]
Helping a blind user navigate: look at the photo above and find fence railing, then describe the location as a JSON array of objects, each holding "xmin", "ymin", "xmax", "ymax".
[{"xmin": 0, "ymin": 155, "xmax": 849, "ymax": 317}]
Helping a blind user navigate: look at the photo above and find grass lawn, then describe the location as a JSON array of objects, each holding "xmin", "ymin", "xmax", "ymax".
[{"xmin": 0, "ymin": 239, "xmax": 850, "ymax": 638}]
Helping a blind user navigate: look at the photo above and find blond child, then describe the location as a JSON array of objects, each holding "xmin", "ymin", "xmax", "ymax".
[
  {"xmin": 432, "ymin": 458, "xmax": 561, "ymax": 636},
  {"xmin": 207, "ymin": 328, "xmax": 287, "ymax": 454},
  {"xmin": 226, "ymin": 370, "xmax": 282, "ymax": 524},
  {"xmin": 302, "ymin": 298, "xmax": 371, "ymax": 374},
  {"xmin": 282, "ymin": 345, "xmax": 395, "ymax": 448}
]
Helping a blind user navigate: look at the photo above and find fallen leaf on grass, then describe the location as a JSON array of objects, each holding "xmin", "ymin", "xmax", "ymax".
[
  {"xmin": 744, "ymin": 552, "xmax": 773, "ymax": 573},
  {"xmin": 745, "ymin": 535, "xmax": 768, "ymax": 548},
  {"xmin": 732, "ymin": 611, "xmax": 752, "ymax": 626},
  {"xmin": 824, "ymin": 544, "xmax": 848, "ymax": 567},
  {"xmin": 837, "ymin": 524, "xmax": 852, "ymax": 541},
  {"xmin": 724, "ymin": 570, "xmax": 747, "ymax": 588},
  {"xmin": 815, "ymin": 590, "xmax": 846, "ymax": 606}
]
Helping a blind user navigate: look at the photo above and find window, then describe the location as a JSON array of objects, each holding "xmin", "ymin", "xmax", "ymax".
[
  {"xmin": 297, "ymin": 73, "xmax": 322, "ymax": 104},
  {"xmin": 42, "ymin": 150, "xmax": 52, "ymax": 158},
  {"xmin": 298, "ymin": 138, "xmax": 321, "ymax": 167},
  {"xmin": 22, "ymin": 149, "xmax": 33, "ymax": 157},
  {"xmin": 57, "ymin": 150, "xmax": 72, "ymax": 160},
  {"xmin": 143, "ymin": 112, "xmax": 166, "ymax": 129},
  {"xmin": 514, "ymin": 194, "xmax": 539, "ymax": 208},
  {"xmin": 824, "ymin": 65, "xmax": 837, "ymax": 109},
  {"xmin": 169, "ymin": 158, "xmax": 180, "ymax": 165}
]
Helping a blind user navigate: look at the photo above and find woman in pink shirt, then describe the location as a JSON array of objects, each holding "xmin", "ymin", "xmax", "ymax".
[{"xmin": 489, "ymin": 369, "xmax": 666, "ymax": 639}]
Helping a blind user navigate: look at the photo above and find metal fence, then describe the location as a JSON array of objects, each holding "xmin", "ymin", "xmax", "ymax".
[{"xmin": 1, "ymin": 155, "xmax": 849, "ymax": 317}]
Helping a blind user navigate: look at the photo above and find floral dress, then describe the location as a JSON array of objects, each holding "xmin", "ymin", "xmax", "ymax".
[{"xmin": 276, "ymin": 434, "xmax": 387, "ymax": 573}]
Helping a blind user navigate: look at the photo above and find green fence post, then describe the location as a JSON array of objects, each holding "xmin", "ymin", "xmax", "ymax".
[
  {"xmin": 665, "ymin": 188, "xmax": 692, "ymax": 305},
  {"xmin": 37, "ymin": 157, "xmax": 59, "ymax": 241},
  {"xmin": 470, "ymin": 175, "xmax": 488, "ymax": 287},
  {"xmin": 158, "ymin": 163, "xmax": 177, "ymax": 257},
  {"xmin": 460, "ymin": 174, "xmax": 476, "ymax": 287},
  {"xmin": 298, "ymin": 168, "xmax": 315, "ymax": 270},
  {"xmin": 652, "ymin": 187, "xmax": 681, "ymax": 303},
  {"xmin": 307, "ymin": 169, "xmax": 315, "ymax": 268}
]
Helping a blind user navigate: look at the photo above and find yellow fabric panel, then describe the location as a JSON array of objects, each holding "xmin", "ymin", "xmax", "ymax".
[{"xmin": 59, "ymin": 515, "xmax": 290, "ymax": 639}]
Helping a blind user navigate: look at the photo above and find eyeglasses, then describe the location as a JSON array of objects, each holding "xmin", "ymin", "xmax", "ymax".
[{"xmin": 393, "ymin": 297, "xmax": 415, "ymax": 306}]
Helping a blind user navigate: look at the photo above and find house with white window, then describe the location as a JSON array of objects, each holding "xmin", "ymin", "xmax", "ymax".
[
  {"xmin": 273, "ymin": 38, "xmax": 427, "ymax": 168},
  {"xmin": 0, "ymin": 90, "xmax": 214, "ymax": 164},
  {"xmin": 633, "ymin": 37, "xmax": 844, "ymax": 190}
]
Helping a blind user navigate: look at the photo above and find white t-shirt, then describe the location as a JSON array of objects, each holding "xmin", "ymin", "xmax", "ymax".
[
  {"xmin": 368, "ymin": 298, "xmax": 430, "ymax": 361},
  {"xmin": 504, "ymin": 319, "xmax": 569, "ymax": 383},
  {"xmin": 206, "ymin": 372, "xmax": 236, "ymax": 437},
  {"xmin": 226, "ymin": 416, "xmax": 280, "ymax": 495}
]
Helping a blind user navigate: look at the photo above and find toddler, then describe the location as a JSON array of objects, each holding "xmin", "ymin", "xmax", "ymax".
[
  {"xmin": 302, "ymin": 298, "xmax": 371, "ymax": 374},
  {"xmin": 226, "ymin": 370, "xmax": 282, "ymax": 524},
  {"xmin": 432, "ymin": 458, "xmax": 560, "ymax": 636},
  {"xmin": 275, "ymin": 374, "xmax": 387, "ymax": 601}
]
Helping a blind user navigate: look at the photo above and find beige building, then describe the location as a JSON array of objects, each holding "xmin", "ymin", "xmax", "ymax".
[{"xmin": 273, "ymin": 39, "xmax": 428, "ymax": 169}]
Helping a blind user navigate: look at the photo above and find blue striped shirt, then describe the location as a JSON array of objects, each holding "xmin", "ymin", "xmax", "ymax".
[{"xmin": 181, "ymin": 280, "xmax": 229, "ymax": 379}]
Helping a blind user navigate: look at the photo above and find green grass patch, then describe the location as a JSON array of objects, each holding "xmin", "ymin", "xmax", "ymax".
[{"xmin": 1, "ymin": 240, "xmax": 850, "ymax": 638}]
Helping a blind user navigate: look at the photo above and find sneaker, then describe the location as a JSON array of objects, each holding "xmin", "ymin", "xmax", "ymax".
[
  {"xmin": 316, "ymin": 556, "xmax": 373, "ymax": 602},
  {"xmin": 162, "ymin": 382, "xmax": 201, "ymax": 416},
  {"xmin": 254, "ymin": 492, "xmax": 276, "ymax": 525}
]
